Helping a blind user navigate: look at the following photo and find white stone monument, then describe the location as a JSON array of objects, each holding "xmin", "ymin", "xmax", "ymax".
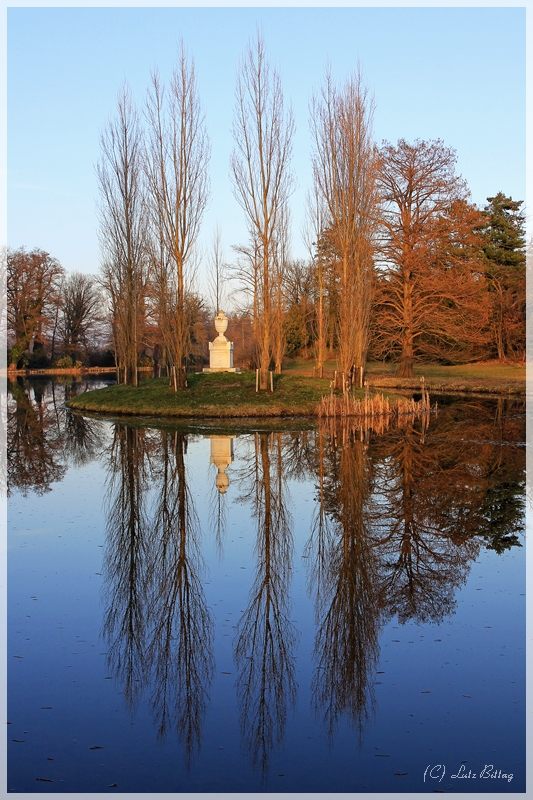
[{"xmin": 203, "ymin": 311, "xmax": 240, "ymax": 372}]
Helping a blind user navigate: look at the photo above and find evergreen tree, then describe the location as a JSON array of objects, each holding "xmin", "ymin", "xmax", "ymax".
[{"xmin": 481, "ymin": 192, "xmax": 526, "ymax": 360}]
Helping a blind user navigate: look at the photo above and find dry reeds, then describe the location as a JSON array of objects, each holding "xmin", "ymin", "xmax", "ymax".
[{"xmin": 317, "ymin": 381, "xmax": 435, "ymax": 422}]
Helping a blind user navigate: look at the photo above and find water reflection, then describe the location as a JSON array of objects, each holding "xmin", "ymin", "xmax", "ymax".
[
  {"xmin": 7, "ymin": 379, "xmax": 525, "ymax": 779},
  {"xmin": 7, "ymin": 376, "xmax": 108, "ymax": 496},
  {"xmin": 208, "ymin": 436, "xmax": 235, "ymax": 556},
  {"xmin": 103, "ymin": 425, "xmax": 153, "ymax": 711},
  {"xmin": 305, "ymin": 401, "xmax": 525, "ymax": 739},
  {"xmin": 102, "ymin": 427, "xmax": 214, "ymax": 766},
  {"xmin": 233, "ymin": 433, "xmax": 299, "ymax": 779},
  {"xmin": 148, "ymin": 432, "xmax": 214, "ymax": 758},
  {"xmin": 307, "ymin": 426, "xmax": 381, "ymax": 741}
]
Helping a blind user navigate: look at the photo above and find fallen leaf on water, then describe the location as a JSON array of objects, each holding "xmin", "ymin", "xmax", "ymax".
[
  {"xmin": 36, "ymin": 778, "xmax": 53, "ymax": 782},
  {"xmin": 421, "ymin": 691, "xmax": 431, "ymax": 694},
  {"xmin": 394, "ymin": 772, "xmax": 408, "ymax": 776},
  {"xmin": 463, "ymin": 695, "xmax": 472, "ymax": 698},
  {"xmin": 90, "ymin": 745, "xmax": 104, "ymax": 750},
  {"xmin": 12, "ymin": 739, "xmax": 25, "ymax": 743},
  {"xmin": 374, "ymin": 754, "xmax": 391, "ymax": 757}
]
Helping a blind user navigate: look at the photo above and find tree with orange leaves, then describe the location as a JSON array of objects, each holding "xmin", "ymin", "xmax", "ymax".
[{"xmin": 373, "ymin": 139, "xmax": 489, "ymax": 373}]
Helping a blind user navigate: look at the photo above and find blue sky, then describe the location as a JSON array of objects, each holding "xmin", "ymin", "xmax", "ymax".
[{"xmin": 7, "ymin": 5, "xmax": 526, "ymax": 284}]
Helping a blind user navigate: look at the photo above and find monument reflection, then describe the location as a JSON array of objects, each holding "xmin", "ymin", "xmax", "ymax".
[
  {"xmin": 209, "ymin": 435, "xmax": 235, "ymax": 494},
  {"xmin": 8, "ymin": 378, "xmax": 524, "ymax": 782}
]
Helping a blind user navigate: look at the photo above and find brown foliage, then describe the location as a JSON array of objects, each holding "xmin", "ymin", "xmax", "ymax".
[
  {"xmin": 7, "ymin": 247, "xmax": 65, "ymax": 367},
  {"xmin": 374, "ymin": 139, "xmax": 489, "ymax": 375}
]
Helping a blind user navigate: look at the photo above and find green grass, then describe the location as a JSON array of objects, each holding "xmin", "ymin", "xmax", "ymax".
[
  {"xmin": 368, "ymin": 360, "xmax": 525, "ymax": 380},
  {"xmin": 283, "ymin": 356, "xmax": 525, "ymax": 380},
  {"xmin": 67, "ymin": 359, "xmax": 525, "ymax": 420},
  {"xmin": 67, "ymin": 371, "xmax": 337, "ymax": 418},
  {"xmin": 283, "ymin": 357, "xmax": 525, "ymax": 395}
]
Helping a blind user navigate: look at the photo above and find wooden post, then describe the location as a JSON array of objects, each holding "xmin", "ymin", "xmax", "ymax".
[
  {"xmin": 360, "ymin": 365, "xmax": 363, "ymax": 388},
  {"xmin": 270, "ymin": 370, "xmax": 274, "ymax": 392},
  {"xmin": 256, "ymin": 368, "xmax": 259, "ymax": 392}
]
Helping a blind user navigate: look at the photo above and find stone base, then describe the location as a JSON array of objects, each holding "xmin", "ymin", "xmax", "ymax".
[
  {"xmin": 208, "ymin": 336, "xmax": 235, "ymax": 370},
  {"xmin": 203, "ymin": 367, "xmax": 241, "ymax": 373}
]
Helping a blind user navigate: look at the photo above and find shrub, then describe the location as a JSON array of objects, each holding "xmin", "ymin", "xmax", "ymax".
[{"xmin": 54, "ymin": 355, "xmax": 73, "ymax": 368}]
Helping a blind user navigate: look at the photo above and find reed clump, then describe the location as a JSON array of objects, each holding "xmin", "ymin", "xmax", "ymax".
[{"xmin": 317, "ymin": 380, "xmax": 435, "ymax": 421}]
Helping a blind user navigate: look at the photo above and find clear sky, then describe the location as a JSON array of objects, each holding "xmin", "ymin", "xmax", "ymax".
[{"xmin": 7, "ymin": 5, "xmax": 526, "ymax": 286}]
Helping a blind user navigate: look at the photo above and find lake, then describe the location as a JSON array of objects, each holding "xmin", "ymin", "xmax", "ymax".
[{"xmin": 7, "ymin": 376, "xmax": 526, "ymax": 793}]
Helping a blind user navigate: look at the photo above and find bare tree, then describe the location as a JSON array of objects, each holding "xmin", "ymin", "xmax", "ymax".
[
  {"xmin": 97, "ymin": 84, "xmax": 148, "ymax": 386},
  {"xmin": 145, "ymin": 46, "xmax": 210, "ymax": 390},
  {"xmin": 231, "ymin": 32, "xmax": 294, "ymax": 390},
  {"xmin": 206, "ymin": 226, "xmax": 227, "ymax": 316},
  {"xmin": 60, "ymin": 272, "xmax": 103, "ymax": 363},
  {"xmin": 272, "ymin": 202, "xmax": 291, "ymax": 373},
  {"xmin": 311, "ymin": 68, "xmax": 379, "ymax": 385},
  {"xmin": 304, "ymin": 192, "xmax": 329, "ymax": 375}
]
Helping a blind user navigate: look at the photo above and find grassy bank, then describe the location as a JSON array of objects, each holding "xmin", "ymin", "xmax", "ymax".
[
  {"xmin": 365, "ymin": 362, "xmax": 525, "ymax": 395},
  {"xmin": 67, "ymin": 371, "xmax": 336, "ymax": 418},
  {"xmin": 284, "ymin": 359, "xmax": 526, "ymax": 396},
  {"xmin": 67, "ymin": 361, "xmax": 525, "ymax": 419}
]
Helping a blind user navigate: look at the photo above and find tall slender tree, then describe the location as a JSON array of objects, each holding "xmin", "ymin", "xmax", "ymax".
[
  {"xmin": 97, "ymin": 84, "xmax": 148, "ymax": 386},
  {"xmin": 206, "ymin": 226, "xmax": 227, "ymax": 316},
  {"xmin": 145, "ymin": 46, "xmax": 210, "ymax": 390},
  {"xmin": 231, "ymin": 32, "xmax": 294, "ymax": 390},
  {"xmin": 311, "ymin": 68, "xmax": 379, "ymax": 384}
]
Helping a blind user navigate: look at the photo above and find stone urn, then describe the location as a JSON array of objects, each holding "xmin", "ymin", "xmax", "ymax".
[{"xmin": 214, "ymin": 311, "xmax": 228, "ymax": 339}]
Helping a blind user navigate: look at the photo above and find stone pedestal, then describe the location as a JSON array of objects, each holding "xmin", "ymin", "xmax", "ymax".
[
  {"xmin": 209, "ymin": 436, "xmax": 235, "ymax": 494},
  {"xmin": 203, "ymin": 311, "xmax": 241, "ymax": 373},
  {"xmin": 208, "ymin": 337, "xmax": 235, "ymax": 369}
]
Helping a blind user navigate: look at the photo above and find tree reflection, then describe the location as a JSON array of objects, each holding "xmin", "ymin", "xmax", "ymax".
[
  {"xmin": 373, "ymin": 399, "xmax": 525, "ymax": 623},
  {"xmin": 372, "ymin": 417, "xmax": 481, "ymax": 624},
  {"xmin": 7, "ymin": 377, "xmax": 110, "ymax": 494},
  {"xmin": 63, "ymin": 411, "xmax": 108, "ymax": 467},
  {"xmin": 101, "ymin": 426, "xmax": 214, "ymax": 767},
  {"xmin": 307, "ymin": 400, "xmax": 525, "ymax": 739},
  {"xmin": 102, "ymin": 425, "xmax": 153, "ymax": 711},
  {"xmin": 7, "ymin": 378, "xmax": 66, "ymax": 495},
  {"xmin": 307, "ymin": 424, "xmax": 381, "ymax": 741},
  {"xmin": 233, "ymin": 432, "xmax": 299, "ymax": 779},
  {"xmin": 147, "ymin": 431, "xmax": 214, "ymax": 762}
]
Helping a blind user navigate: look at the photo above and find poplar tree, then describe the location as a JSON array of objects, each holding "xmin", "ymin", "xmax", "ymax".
[{"xmin": 231, "ymin": 32, "xmax": 294, "ymax": 390}]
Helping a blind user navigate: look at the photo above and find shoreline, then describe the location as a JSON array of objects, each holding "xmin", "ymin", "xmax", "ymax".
[
  {"xmin": 65, "ymin": 370, "xmax": 525, "ymax": 421},
  {"xmin": 4, "ymin": 366, "xmax": 151, "ymax": 376}
]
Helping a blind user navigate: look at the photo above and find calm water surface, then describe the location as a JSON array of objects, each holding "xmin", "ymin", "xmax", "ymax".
[{"xmin": 7, "ymin": 377, "xmax": 526, "ymax": 793}]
